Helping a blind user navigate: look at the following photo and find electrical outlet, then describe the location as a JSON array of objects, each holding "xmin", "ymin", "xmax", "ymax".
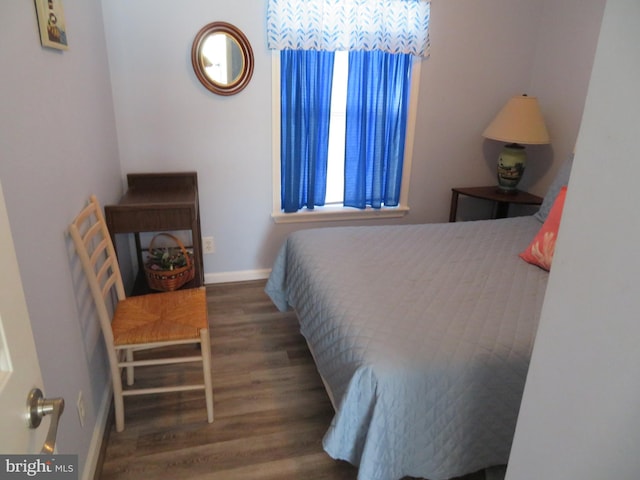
[
  {"xmin": 77, "ymin": 391, "xmax": 86, "ymax": 427},
  {"xmin": 203, "ymin": 236, "xmax": 215, "ymax": 254}
]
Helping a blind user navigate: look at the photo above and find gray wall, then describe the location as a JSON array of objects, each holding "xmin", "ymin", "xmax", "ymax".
[
  {"xmin": 508, "ymin": 1, "xmax": 640, "ymax": 477},
  {"xmin": 101, "ymin": 0, "xmax": 604, "ymax": 280},
  {"xmin": 0, "ymin": 1, "xmax": 122, "ymax": 477},
  {"xmin": 0, "ymin": 0, "xmax": 605, "ymax": 478}
]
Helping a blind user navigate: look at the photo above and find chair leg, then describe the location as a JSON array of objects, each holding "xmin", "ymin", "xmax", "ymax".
[
  {"xmin": 200, "ymin": 328, "xmax": 214, "ymax": 423},
  {"xmin": 110, "ymin": 361, "xmax": 126, "ymax": 432},
  {"xmin": 113, "ymin": 387, "xmax": 126, "ymax": 433},
  {"xmin": 126, "ymin": 349, "xmax": 134, "ymax": 386},
  {"xmin": 108, "ymin": 349, "xmax": 127, "ymax": 432}
]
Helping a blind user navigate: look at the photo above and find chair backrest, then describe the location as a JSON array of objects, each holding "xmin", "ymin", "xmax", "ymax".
[{"xmin": 69, "ymin": 195, "xmax": 126, "ymax": 344}]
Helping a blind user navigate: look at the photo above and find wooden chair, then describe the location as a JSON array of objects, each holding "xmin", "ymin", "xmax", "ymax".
[{"xmin": 69, "ymin": 195, "xmax": 213, "ymax": 432}]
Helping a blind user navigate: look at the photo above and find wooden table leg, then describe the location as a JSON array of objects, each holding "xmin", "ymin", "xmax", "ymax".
[
  {"xmin": 449, "ymin": 190, "xmax": 459, "ymax": 222},
  {"xmin": 495, "ymin": 201, "xmax": 510, "ymax": 219}
]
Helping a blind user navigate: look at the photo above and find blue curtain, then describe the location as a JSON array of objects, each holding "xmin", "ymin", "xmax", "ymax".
[
  {"xmin": 344, "ymin": 50, "xmax": 413, "ymax": 209},
  {"xmin": 280, "ymin": 50, "xmax": 335, "ymax": 213}
]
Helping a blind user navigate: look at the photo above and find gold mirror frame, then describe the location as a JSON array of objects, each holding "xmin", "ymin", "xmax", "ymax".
[{"xmin": 191, "ymin": 22, "xmax": 254, "ymax": 96}]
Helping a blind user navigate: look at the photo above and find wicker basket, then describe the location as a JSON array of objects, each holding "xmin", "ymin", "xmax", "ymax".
[{"xmin": 144, "ymin": 233, "xmax": 195, "ymax": 292}]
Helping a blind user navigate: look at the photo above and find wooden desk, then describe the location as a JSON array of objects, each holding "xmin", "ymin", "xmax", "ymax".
[
  {"xmin": 449, "ymin": 186, "xmax": 543, "ymax": 222},
  {"xmin": 105, "ymin": 172, "xmax": 204, "ymax": 294}
]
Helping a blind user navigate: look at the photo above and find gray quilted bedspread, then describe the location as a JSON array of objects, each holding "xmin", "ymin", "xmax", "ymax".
[{"xmin": 265, "ymin": 216, "xmax": 549, "ymax": 480}]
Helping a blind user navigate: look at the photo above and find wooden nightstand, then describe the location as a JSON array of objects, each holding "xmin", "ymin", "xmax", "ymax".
[
  {"xmin": 104, "ymin": 172, "xmax": 204, "ymax": 295},
  {"xmin": 449, "ymin": 186, "xmax": 543, "ymax": 222}
]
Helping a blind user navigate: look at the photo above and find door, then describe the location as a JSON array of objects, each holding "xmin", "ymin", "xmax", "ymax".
[{"xmin": 0, "ymin": 179, "xmax": 48, "ymax": 453}]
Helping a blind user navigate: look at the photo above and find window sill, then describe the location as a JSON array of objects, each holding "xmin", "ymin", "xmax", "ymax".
[{"xmin": 271, "ymin": 204, "xmax": 410, "ymax": 224}]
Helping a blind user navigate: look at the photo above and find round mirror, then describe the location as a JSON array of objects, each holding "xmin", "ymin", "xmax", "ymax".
[{"xmin": 191, "ymin": 22, "xmax": 254, "ymax": 96}]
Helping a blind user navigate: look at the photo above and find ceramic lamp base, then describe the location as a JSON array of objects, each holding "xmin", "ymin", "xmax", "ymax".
[{"xmin": 497, "ymin": 144, "xmax": 526, "ymax": 193}]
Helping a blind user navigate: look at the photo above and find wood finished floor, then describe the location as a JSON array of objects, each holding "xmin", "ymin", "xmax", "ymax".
[{"xmin": 97, "ymin": 280, "xmax": 486, "ymax": 480}]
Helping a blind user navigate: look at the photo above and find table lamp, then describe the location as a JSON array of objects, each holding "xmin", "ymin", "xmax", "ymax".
[{"xmin": 483, "ymin": 94, "xmax": 550, "ymax": 193}]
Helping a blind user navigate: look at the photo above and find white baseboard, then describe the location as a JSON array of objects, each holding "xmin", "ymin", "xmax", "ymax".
[
  {"xmin": 82, "ymin": 385, "xmax": 112, "ymax": 480},
  {"xmin": 204, "ymin": 269, "xmax": 271, "ymax": 285}
]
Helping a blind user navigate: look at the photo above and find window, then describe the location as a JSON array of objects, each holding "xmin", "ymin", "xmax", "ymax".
[
  {"xmin": 325, "ymin": 51, "xmax": 349, "ymax": 205},
  {"xmin": 271, "ymin": 52, "xmax": 422, "ymax": 222},
  {"xmin": 267, "ymin": 0, "xmax": 430, "ymax": 222}
]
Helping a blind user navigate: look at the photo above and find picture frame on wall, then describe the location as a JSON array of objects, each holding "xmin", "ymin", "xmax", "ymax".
[{"xmin": 34, "ymin": 0, "xmax": 68, "ymax": 50}]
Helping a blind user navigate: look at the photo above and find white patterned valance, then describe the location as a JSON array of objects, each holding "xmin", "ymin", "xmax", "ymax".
[{"xmin": 267, "ymin": 0, "xmax": 431, "ymax": 57}]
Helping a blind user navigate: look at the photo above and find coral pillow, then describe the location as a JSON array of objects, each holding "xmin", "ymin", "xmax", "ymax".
[{"xmin": 520, "ymin": 186, "xmax": 567, "ymax": 271}]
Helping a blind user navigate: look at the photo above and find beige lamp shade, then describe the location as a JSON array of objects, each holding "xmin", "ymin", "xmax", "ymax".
[{"xmin": 483, "ymin": 95, "xmax": 550, "ymax": 145}]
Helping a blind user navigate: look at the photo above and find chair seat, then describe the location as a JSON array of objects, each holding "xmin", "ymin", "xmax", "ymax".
[{"xmin": 113, "ymin": 287, "xmax": 207, "ymax": 346}]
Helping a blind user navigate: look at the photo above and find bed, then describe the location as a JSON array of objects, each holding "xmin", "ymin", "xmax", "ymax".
[{"xmin": 264, "ymin": 159, "xmax": 571, "ymax": 480}]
